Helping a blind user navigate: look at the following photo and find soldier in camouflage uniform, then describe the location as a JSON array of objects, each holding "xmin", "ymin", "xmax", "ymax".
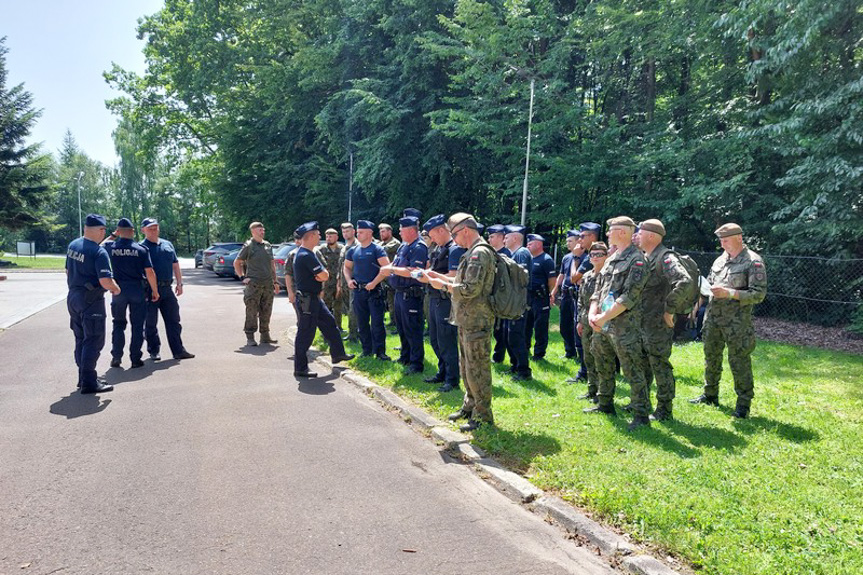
[
  {"xmin": 586, "ymin": 216, "xmax": 651, "ymax": 431},
  {"xmin": 576, "ymin": 242, "xmax": 609, "ymax": 402},
  {"xmin": 428, "ymin": 213, "xmax": 496, "ymax": 432},
  {"xmin": 234, "ymin": 222, "xmax": 280, "ymax": 346},
  {"xmin": 320, "ymin": 228, "xmax": 344, "ymax": 329},
  {"xmin": 378, "ymin": 223, "xmax": 401, "ymax": 330},
  {"xmin": 691, "ymin": 223, "xmax": 767, "ymax": 418},
  {"xmin": 338, "ymin": 223, "xmax": 359, "ymax": 340},
  {"xmin": 637, "ymin": 219, "xmax": 694, "ymax": 421}
]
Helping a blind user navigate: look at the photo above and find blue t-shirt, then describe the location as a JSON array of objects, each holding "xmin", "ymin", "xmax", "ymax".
[
  {"xmin": 576, "ymin": 251, "xmax": 593, "ymax": 276},
  {"xmin": 512, "ymin": 246, "xmax": 532, "ymax": 268},
  {"xmin": 497, "ymin": 246, "xmax": 513, "ymax": 257},
  {"xmin": 347, "ymin": 242, "xmax": 387, "ymax": 284},
  {"xmin": 449, "ymin": 245, "xmax": 466, "ymax": 271},
  {"xmin": 560, "ymin": 253, "xmax": 574, "ymax": 288},
  {"xmin": 66, "ymin": 237, "xmax": 113, "ymax": 290},
  {"xmin": 529, "ymin": 252, "xmax": 556, "ymax": 290},
  {"xmin": 107, "ymin": 238, "xmax": 153, "ymax": 285},
  {"xmin": 142, "ymin": 238, "xmax": 178, "ymax": 281},
  {"xmin": 389, "ymin": 238, "xmax": 429, "ymax": 290},
  {"xmin": 293, "ymin": 247, "xmax": 325, "ymax": 294}
]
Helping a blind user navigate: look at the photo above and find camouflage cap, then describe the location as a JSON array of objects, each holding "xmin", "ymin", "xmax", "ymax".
[
  {"xmin": 639, "ymin": 218, "xmax": 666, "ymax": 237},
  {"xmin": 715, "ymin": 223, "xmax": 743, "ymax": 238},
  {"xmin": 589, "ymin": 241, "xmax": 609, "ymax": 254},
  {"xmin": 606, "ymin": 216, "xmax": 637, "ymax": 229},
  {"xmin": 446, "ymin": 212, "xmax": 478, "ymax": 232}
]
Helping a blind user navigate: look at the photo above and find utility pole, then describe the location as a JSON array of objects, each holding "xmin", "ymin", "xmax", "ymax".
[
  {"xmin": 347, "ymin": 151, "xmax": 354, "ymax": 222},
  {"xmin": 520, "ymin": 78, "xmax": 535, "ymax": 227},
  {"xmin": 76, "ymin": 171, "xmax": 84, "ymax": 236}
]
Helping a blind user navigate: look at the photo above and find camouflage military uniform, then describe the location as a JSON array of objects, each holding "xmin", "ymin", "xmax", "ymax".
[
  {"xmin": 640, "ymin": 246, "xmax": 693, "ymax": 416},
  {"xmin": 380, "ymin": 237, "xmax": 401, "ymax": 323},
  {"xmin": 237, "ymin": 239, "xmax": 276, "ymax": 339},
  {"xmin": 451, "ymin": 238, "xmax": 497, "ymax": 424},
  {"xmin": 319, "ymin": 243, "xmax": 343, "ymax": 327},
  {"xmin": 590, "ymin": 244, "xmax": 650, "ymax": 416},
  {"xmin": 702, "ymin": 247, "xmax": 767, "ymax": 410},
  {"xmin": 338, "ymin": 240, "xmax": 359, "ymax": 338},
  {"xmin": 578, "ymin": 269, "xmax": 600, "ymax": 397}
]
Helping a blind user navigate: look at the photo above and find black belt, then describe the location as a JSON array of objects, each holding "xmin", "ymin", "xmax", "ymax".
[{"xmin": 397, "ymin": 286, "xmax": 425, "ymax": 298}]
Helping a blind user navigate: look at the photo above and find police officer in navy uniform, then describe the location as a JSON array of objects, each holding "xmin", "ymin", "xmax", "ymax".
[
  {"xmin": 292, "ymin": 221, "xmax": 355, "ymax": 378},
  {"xmin": 382, "ymin": 214, "xmax": 429, "ymax": 374},
  {"xmin": 140, "ymin": 218, "xmax": 195, "ymax": 361},
  {"xmin": 504, "ymin": 224, "xmax": 533, "ymax": 380},
  {"xmin": 550, "ymin": 229, "xmax": 581, "ymax": 360},
  {"xmin": 106, "ymin": 217, "xmax": 159, "ymax": 368},
  {"xmin": 415, "ymin": 214, "xmax": 464, "ymax": 392},
  {"xmin": 525, "ymin": 233, "xmax": 557, "ymax": 359},
  {"xmin": 66, "ymin": 214, "xmax": 121, "ymax": 394},
  {"xmin": 485, "ymin": 224, "xmax": 510, "ymax": 363},
  {"xmin": 344, "ymin": 219, "xmax": 391, "ymax": 361}
]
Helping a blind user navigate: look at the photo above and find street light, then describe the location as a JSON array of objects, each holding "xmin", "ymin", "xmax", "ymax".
[
  {"xmin": 521, "ymin": 77, "xmax": 535, "ymax": 227},
  {"xmin": 76, "ymin": 171, "xmax": 84, "ymax": 236}
]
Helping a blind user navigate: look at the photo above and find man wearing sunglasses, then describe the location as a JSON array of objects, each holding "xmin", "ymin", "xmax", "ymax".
[{"xmin": 576, "ymin": 242, "xmax": 610, "ymax": 402}]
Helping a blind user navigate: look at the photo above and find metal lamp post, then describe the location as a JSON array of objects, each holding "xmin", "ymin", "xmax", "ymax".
[{"xmin": 76, "ymin": 171, "xmax": 84, "ymax": 236}]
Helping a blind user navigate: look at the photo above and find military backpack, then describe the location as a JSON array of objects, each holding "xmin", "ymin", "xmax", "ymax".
[
  {"xmin": 474, "ymin": 245, "xmax": 529, "ymax": 320},
  {"xmin": 663, "ymin": 248, "xmax": 701, "ymax": 314}
]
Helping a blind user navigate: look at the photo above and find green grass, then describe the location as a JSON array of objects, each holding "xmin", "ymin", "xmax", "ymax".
[
  {"xmin": 0, "ymin": 255, "xmax": 66, "ymax": 270},
  {"xmin": 317, "ymin": 308, "xmax": 863, "ymax": 575}
]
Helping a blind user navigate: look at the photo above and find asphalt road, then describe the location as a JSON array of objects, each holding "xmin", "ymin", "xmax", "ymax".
[{"xmin": 0, "ymin": 268, "xmax": 615, "ymax": 575}]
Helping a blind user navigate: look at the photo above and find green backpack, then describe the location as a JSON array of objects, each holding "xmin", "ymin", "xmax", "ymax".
[
  {"xmin": 473, "ymin": 245, "xmax": 529, "ymax": 320},
  {"xmin": 663, "ymin": 248, "xmax": 701, "ymax": 314}
]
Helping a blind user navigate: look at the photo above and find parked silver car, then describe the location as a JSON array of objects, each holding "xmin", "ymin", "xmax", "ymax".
[{"xmin": 203, "ymin": 242, "xmax": 243, "ymax": 270}]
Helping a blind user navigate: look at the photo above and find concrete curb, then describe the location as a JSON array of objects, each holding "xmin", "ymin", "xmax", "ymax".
[
  {"xmin": 533, "ymin": 496, "xmax": 636, "ymax": 557},
  {"xmin": 286, "ymin": 331, "xmax": 683, "ymax": 575}
]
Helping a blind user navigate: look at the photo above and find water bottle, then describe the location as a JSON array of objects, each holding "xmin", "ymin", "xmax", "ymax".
[{"xmin": 600, "ymin": 291, "xmax": 615, "ymax": 332}]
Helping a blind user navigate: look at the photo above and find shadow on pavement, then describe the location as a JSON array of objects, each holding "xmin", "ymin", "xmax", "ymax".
[
  {"xmin": 234, "ymin": 344, "xmax": 281, "ymax": 356},
  {"xmin": 297, "ymin": 373, "xmax": 338, "ymax": 395},
  {"xmin": 49, "ymin": 393, "xmax": 112, "ymax": 418},
  {"xmin": 103, "ymin": 359, "xmax": 178, "ymax": 385}
]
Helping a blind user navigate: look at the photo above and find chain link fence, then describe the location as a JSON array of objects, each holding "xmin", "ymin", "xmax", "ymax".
[{"xmin": 679, "ymin": 251, "xmax": 863, "ymax": 328}]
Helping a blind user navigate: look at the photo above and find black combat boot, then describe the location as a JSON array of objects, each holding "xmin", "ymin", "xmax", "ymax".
[
  {"xmin": 627, "ymin": 416, "xmax": 651, "ymax": 431},
  {"xmin": 583, "ymin": 404, "xmax": 616, "ymax": 416},
  {"xmin": 732, "ymin": 404, "xmax": 750, "ymax": 419},
  {"xmin": 689, "ymin": 394, "xmax": 719, "ymax": 406}
]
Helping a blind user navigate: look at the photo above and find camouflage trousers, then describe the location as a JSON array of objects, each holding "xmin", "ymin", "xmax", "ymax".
[
  {"xmin": 641, "ymin": 321, "xmax": 675, "ymax": 411},
  {"xmin": 459, "ymin": 327, "xmax": 494, "ymax": 423},
  {"xmin": 581, "ymin": 326, "xmax": 599, "ymax": 397},
  {"xmin": 591, "ymin": 318, "xmax": 651, "ymax": 417},
  {"xmin": 243, "ymin": 280, "xmax": 274, "ymax": 336},
  {"xmin": 702, "ymin": 312, "xmax": 756, "ymax": 408},
  {"xmin": 338, "ymin": 285, "xmax": 358, "ymax": 336},
  {"xmin": 323, "ymin": 284, "xmax": 340, "ymax": 329}
]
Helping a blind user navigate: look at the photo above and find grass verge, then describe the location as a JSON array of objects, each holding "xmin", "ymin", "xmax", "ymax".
[
  {"xmin": 0, "ymin": 255, "xmax": 66, "ymax": 270},
  {"xmin": 316, "ymin": 307, "xmax": 862, "ymax": 575}
]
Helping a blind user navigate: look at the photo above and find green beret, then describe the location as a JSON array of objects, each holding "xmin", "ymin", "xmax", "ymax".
[
  {"xmin": 715, "ymin": 223, "xmax": 743, "ymax": 238},
  {"xmin": 639, "ymin": 219, "xmax": 666, "ymax": 237},
  {"xmin": 606, "ymin": 216, "xmax": 636, "ymax": 229}
]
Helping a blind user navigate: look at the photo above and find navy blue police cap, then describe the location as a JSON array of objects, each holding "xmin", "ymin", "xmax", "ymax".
[
  {"xmin": 357, "ymin": 219, "xmax": 375, "ymax": 230},
  {"xmin": 399, "ymin": 216, "xmax": 419, "ymax": 228},
  {"xmin": 85, "ymin": 213, "xmax": 107, "ymax": 227},
  {"xmin": 579, "ymin": 222, "xmax": 601, "ymax": 235},
  {"xmin": 566, "ymin": 229, "xmax": 581, "ymax": 238},
  {"xmin": 527, "ymin": 233, "xmax": 545, "ymax": 243},
  {"xmin": 402, "ymin": 207, "xmax": 422, "ymax": 220},
  {"xmin": 141, "ymin": 217, "xmax": 159, "ymax": 228},
  {"xmin": 486, "ymin": 224, "xmax": 506, "ymax": 236},
  {"xmin": 504, "ymin": 224, "xmax": 526, "ymax": 235},
  {"xmin": 422, "ymin": 214, "xmax": 447, "ymax": 233},
  {"xmin": 116, "ymin": 217, "xmax": 134, "ymax": 229},
  {"xmin": 295, "ymin": 221, "xmax": 319, "ymax": 237},
  {"xmin": 476, "ymin": 223, "xmax": 484, "ymax": 235}
]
